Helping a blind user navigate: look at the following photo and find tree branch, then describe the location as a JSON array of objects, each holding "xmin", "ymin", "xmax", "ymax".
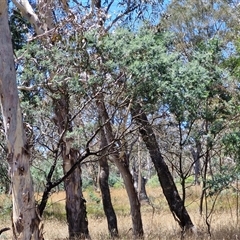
[
  {"xmin": 0, "ymin": 227, "xmax": 10, "ymax": 235},
  {"xmin": 12, "ymin": 0, "xmax": 45, "ymax": 35}
]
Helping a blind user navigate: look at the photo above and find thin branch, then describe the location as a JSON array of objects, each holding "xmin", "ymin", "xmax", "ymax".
[
  {"xmin": 0, "ymin": 227, "xmax": 10, "ymax": 235},
  {"xmin": 106, "ymin": 0, "xmax": 114, "ymax": 13},
  {"xmin": 106, "ymin": 4, "xmax": 139, "ymax": 32}
]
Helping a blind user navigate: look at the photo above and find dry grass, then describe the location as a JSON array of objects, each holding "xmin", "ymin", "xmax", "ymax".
[{"xmin": 1, "ymin": 186, "xmax": 240, "ymax": 239}]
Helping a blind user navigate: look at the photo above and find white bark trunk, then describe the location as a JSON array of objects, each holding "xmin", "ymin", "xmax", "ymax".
[
  {"xmin": 12, "ymin": 0, "xmax": 45, "ymax": 35},
  {"xmin": 0, "ymin": 1, "xmax": 43, "ymax": 239}
]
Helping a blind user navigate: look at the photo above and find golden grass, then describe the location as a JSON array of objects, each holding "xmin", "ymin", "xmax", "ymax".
[{"xmin": 1, "ymin": 186, "xmax": 240, "ymax": 239}]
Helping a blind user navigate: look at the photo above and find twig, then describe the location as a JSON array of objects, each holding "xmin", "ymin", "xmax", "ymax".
[{"xmin": 0, "ymin": 227, "xmax": 10, "ymax": 235}]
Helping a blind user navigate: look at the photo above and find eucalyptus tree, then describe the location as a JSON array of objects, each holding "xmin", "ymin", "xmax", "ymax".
[
  {"xmin": 16, "ymin": 36, "xmax": 94, "ymax": 239},
  {"xmin": 160, "ymin": 39, "xmax": 239, "ymax": 211},
  {"xmin": 12, "ymin": 1, "xmax": 96, "ymax": 238},
  {"xmin": 0, "ymin": 1, "xmax": 44, "ymax": 238},
  {"xmin": 161, "ymin": 0, "xmax": 240, "ymax": 57},
  {"xmin": 9, "ymin": 0, "xmax": 232, "ymax": 238},
  {"xmin": 95, "ymin": 90, "xmax": 144, "ymax": 237},
  {"xmin": 157, "ymin": 1, "xmax": 240, "ymax": 205},
  {"xmin": 159, "ymin": 0, "xmax": 240, "ymax": 196},
  {"xmin": 97, "ymin": 26, "xmax": 196, "ymax": 232},
  {"xmin": 12, "ymin": 0, "xmax": 160, "ymax": 238},
  {"xmin": 97, "ymin": 20, "xmax": 240, "ymax": 231}
]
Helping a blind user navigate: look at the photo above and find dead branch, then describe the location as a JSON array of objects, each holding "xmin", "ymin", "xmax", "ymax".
[{"xmin": 0, "ymin": 227, "xmax": 10, "ymax": 235}]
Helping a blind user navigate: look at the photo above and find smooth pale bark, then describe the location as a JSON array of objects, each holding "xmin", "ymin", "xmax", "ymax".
[
  {"xmin": 99, "ymin": 127, "xmax": 118, "ymax": 237},
  {"xmin": 53, "ymin": 96, "xmax": 90, "ymax": 239},
  {"xmin": 12, "ymin": 0, "xmax": 45, "ymax": 35},
  {"xmin": 131, "ymin": 104, "xmax": 194, "ymax": 231},
  {"xmin": 96, "ymin": 93, "xmax": 144, "ymax": 237},
  {"xmin": 0, "ymin": 2, "xmax": 43, "ymax": 239},
  {"xmin": 132, "ymin": 169, "xmax": 149, "ymax": 203},
  {"xmin": 132, "ymin": 141, "xmax": 150, "ymax": 203}
]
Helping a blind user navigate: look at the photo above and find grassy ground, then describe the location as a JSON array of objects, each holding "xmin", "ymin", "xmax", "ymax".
[{"xmin": 1, "ymin": 186, "xmax": 240, "ymax": 239}]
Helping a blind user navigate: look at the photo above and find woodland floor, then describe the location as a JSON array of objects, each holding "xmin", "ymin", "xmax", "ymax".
[{"xmin": 1, "ymin": 186, "xmax": 240, "ymax": 239}]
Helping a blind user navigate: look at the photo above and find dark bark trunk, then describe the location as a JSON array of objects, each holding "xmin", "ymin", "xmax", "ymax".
[
  {"xmin": 53, "ymin": 96, "xmax": 90, "ymax": 239},
  {"xmin": 96, "ymin": 94, "xmax": 144, "ymax": 238},
  {"xmin": 131, "ymin": 104, "xmax": 194, "ymax": 231},
  {"xmin": 64, "ymin": 149, "xmax": 89, "ymax": 239},
  {"xmin": 190, "ymin": 140, "xmax": 202, "ymax": 185},
  {"xmin": 98, "ymin": 127, "xmax": 118, "ymax": 237}
]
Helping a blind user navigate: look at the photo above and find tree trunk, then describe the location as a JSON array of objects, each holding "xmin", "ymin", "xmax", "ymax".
[
  {"xmin": 53, "ymin": 95, "xmax": 90, "ymax": 239},
  {"xmin": 98, "ymin": 127, "xmax": 118, "ymax": 237},
  {"xmin": 0, "ymin": 2, "xmax": 43, "ymax": 239},
  {"xmin": 12, "ymin": 1, "xmax": 90, "ymax": 236},
  {"xmin": 132, "ymin": 163, "xmax": 149, "ymax": 203},
  {"xmin": 131, "ymin": 104, "xmax": 194, "ymax": 231},
  {"xmin": 63, "ymin": 149, "xmax": 90, "ymax": 239},
  {"xmin": 96, "ymin": 93, "xmax": 143, "ymax": 238},
  {"xmin": 190, "ymin": 140, "xmax": 202, "ymax": 185}
]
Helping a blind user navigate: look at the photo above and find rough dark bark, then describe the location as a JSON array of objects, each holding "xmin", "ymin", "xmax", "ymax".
[
  {"xmin": 64, "ymin": 149, "xmax": 89, "ymax": 239},
  {"xmin": 131, "ymin": 104, "xmax": 194, "ymax": 231},
  {"xmin": 98, "ymin": 127, "xmax": 118, "ymax": 237},
  {"xmin": 96, "ymin": 93, "xmax": 144, "ymax": 238},
  {"xmin": 190, "ymin": 140, "xmax": 202, "ymax": 185},
  {"xmin": 53, "ymin": 94, "xmax": 90, "ymax": 239}
]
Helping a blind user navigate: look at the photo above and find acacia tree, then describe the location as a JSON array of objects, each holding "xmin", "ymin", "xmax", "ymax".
[{"xmin": 0, "ymin": 1, "xmax": 43, "ymax": 239}]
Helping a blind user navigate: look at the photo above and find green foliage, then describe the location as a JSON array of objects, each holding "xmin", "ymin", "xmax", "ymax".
[
  {"xmin": 86, "ymin": 189, "xmax": 104, "ymax": 218},
  {"xmin": 147, "ymin": 175, "xmax": 159, "ymax": 188},
  {"xmin": 161, "ymin": 0, "xmax": 239, "ymax": 56},
  {"xmin": 0, "ymin": 159, "xmax": 10, "ymax": 194},
  {"xmin": 108, "ymin": 173, "xmax": 122, "ymax": 187},
  {"xmin": 0, "ymin": 196, "xmax": 12, "ymax": 218},
  {"xmin": 9, "ymin": 7, "xmax": 32, "ymax": 51},
  {"xmin": 223, "ymin": 131, "xmax": 240, "ymax": 164},
  {"xmin": 205, "ymin": 165, "xmax": 237, "ymax": 197},
  {"xmin": 31, "ymin": 159, "xmax": 64, "ymax": 192},
  {"xmin": 88, "ymin": 190, "xmax": 101, "ymax": 204},
  {"xmin": 82, "ymin": 178, "xmax": 94, "ymax": 190},
  {"xmin": 99, "ymin": 26, "xmax": 176, "ymax": 110},
  {"xmin": 162, "ymin": 39, "xmax": 229, "ymax": 123},
  {"xmin": 113, "ymin": 178, "xmax": 124, "ymax": 189},
  {"xmin": 185, "ymin": 175, "xmax": 195, "ymax": 184}
]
